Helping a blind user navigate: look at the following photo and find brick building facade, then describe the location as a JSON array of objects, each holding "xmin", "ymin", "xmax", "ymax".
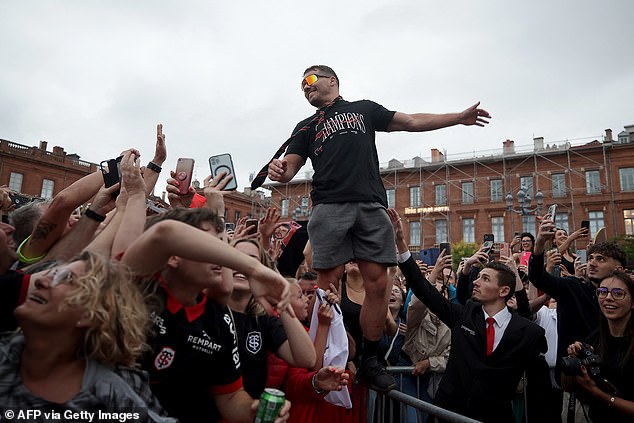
[
  {"xmin": 264, "ymin": 125, "xmax": 634, "ymax": 252},
  {"xmin": 0, "ymin": 139, "xmax": 98, "ymax": 200}
]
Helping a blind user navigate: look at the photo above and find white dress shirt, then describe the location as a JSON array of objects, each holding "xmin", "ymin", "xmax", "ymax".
[{"xmin": 483, "ymin": 306, "xmax": 512, "ymax": 352}]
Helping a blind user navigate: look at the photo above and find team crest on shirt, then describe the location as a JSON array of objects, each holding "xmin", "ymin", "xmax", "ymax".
[
  {"xmin": 246, "ymin": 331, "xmax": 262, "ymax": 354},
  {"xmin": 154, "ymin": 347, "xmax": 176, "ymax": 370}
]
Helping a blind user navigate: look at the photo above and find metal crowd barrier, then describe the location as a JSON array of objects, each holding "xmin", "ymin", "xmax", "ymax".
[{"xmin": 368, "ymin": 366, "xmax": 482, "ymax": 423}]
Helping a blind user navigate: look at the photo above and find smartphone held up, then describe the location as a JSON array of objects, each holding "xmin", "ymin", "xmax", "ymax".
[
  {"xmin": 100, "ymin": 155, "xmax": 123, "ymax": 198},
  {"xmin": 175, "ymin": 158, "xmax": 195, "ymax": 195},
  {"xmin": 209, "ymin": 154, "xmax": 237, "ymax": 191}
]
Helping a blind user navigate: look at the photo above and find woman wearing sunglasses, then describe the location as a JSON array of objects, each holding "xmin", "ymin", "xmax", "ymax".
[
  {"xmin": 0, "ymin": 251, "xmax": 175, "ymax": 421},
  {"xmin": 565, "ymin": 270, "xmax": 634, "ymax": 422}
]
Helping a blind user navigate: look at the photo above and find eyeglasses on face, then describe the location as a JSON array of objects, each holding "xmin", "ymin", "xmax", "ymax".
[
  {"xmin": 301, "ymin": 74, "xmax": 330, "ymax": 89},
  {"xmin": 596, "ymin": 287, "xmax": 627, "ymax": 300},
  {"xmin": 46, "ymin": 267, "xmax": 77, "ymax": 288}
]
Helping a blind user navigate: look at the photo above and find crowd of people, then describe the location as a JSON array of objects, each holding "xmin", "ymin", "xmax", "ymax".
[{"xmin": 0, "ymin": 65, "xmax": 632, "ymax": 423}]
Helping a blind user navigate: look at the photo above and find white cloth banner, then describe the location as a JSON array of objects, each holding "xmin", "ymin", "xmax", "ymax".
[{"xmin": 308, "ymin": 288, "xmax": 352, "ymax": 409}]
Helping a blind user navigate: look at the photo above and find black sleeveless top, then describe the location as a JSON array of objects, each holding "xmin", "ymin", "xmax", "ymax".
[{"xmin": 341, "ymin": 280, "xmax": 363, "ymax": 364}]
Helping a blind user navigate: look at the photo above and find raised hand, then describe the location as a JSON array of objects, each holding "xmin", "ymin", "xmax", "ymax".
[
  {"xmin": 153, "ymin": 123, "xmax": 167, "ymax": 165},
  {"xmin": 166, "ymin": 170, "xmax": 194, "ymax": 209},
  {"xmin": 259, "ymin": 207, "xmax": 281, "ymax": 241},
  {"xmin": 0, "ymin": 186, "xmax": 14, "ymax": 212},
  {"xmin": 458, "ymin": 102, "xmax": 491, "ymax": 127},
  {"xmin": 119, "ymin": 149, "xmax": 145, "ymax": 196}
]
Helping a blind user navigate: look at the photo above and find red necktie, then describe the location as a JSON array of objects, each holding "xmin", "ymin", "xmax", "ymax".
[
  {"xmin": 250, "ymin": 96, "xmax": 342, "ymax": 190},
  {"xmin": 486, "ymin": 317, "xmax": 495, "ymax": 355}
]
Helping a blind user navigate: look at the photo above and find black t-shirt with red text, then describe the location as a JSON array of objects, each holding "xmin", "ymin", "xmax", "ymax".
[{"xmin": 286, "ymin": 99, "xmax": 396, "ymax": 207}]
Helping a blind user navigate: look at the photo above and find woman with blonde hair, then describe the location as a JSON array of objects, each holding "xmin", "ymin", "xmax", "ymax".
[
  {"xmin": 0, "ymin": 250, "xmax": 174, "ymax": 421},
  {"xmin": 224, "ymin": 237, "xmax": 316, "ymax": 398}
]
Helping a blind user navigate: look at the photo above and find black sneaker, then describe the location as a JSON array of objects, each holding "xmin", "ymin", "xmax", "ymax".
[{"xmin": 358, "ymin": 356, "xmax": 396, "ymax": 392}]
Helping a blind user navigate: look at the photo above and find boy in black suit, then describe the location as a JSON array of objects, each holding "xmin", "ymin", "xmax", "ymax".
[{"xmin": 388, "ymin": 209, "xmax": 548, "ymax": 422}]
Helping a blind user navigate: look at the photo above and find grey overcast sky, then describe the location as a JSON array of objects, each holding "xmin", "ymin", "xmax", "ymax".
[{"xmin": 1, "ymin": 1, "xmax": 633, "ymax": 197}]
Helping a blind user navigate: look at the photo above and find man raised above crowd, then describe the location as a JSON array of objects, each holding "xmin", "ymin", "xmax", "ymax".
[{"xmin": 258, "ymin": 65, "xmax": 491, "ymax": 391}]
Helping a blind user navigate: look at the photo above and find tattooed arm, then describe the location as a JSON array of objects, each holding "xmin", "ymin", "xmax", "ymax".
[{"xmin": 19, "ymin": 170, "xmax": 105, "ymax": 263}]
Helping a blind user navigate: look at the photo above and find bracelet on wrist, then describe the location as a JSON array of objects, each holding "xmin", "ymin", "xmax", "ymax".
[
  {"xmin": 17, "ymin": 235, "xmax": 46, "ymax": 264},
  {"xmin": 311, "ymin": 372, "xmax": 324, "ymax": 394},
  {"xmin": 608, "ymin": 396, "xmax": 616, "ymax": 407},
  {"xmin": 84, "ymin": 208, "xmax": 106, "ymax": 222},
  {"xmin": 146, "ymin": 161, "xmax": 162, "ymax": 173}
]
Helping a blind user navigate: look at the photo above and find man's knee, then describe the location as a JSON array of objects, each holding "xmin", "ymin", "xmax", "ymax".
[
  {"xmin": 316, "ymin": 266, "xmax": 344, "ymax": 289},
  {"xmin": 357, "ymin": 260, "xmax": 389, "ymax": 296}
]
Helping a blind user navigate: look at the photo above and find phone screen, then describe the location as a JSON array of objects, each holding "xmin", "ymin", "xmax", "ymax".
[
  {"xmin": 500, "ymin": 242, "xmax": 511, "ymax": 259},
  {"xmin": 576, "ymin": 249, "xmax": 587, "ymax": 264},
  {"xmin": 548, "ymin": 204, "xmax": 557, "ymax": 223},
  {"xmin": 581, "ymin": 220, "xmax": 590, "ymax": 236},
  {"xmin": 100, "ymin": 156, "xmax": 123, "ymax": 198}
]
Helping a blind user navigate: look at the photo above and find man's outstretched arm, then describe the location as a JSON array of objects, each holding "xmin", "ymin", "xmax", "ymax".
[{"xmin": 388, "ymin": 102, "xmax": 490, "ymax": 132}]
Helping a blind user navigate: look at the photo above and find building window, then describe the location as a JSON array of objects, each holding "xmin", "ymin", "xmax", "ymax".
[
  {"xmin": 409, "ymin": 186, "xmax": 420, "ymax": 207},
  {"xmin": 555, "ymin": 213, "xmax": 569, "ymax": 233},
  {"xmin": 620, "ymin": 168, "xmax": 634, "ymax": 192},
  {"xmin": 300, "ymin": 196, "xmax": 309, "ymax": 216},
  {"xmin": 234, "ymin": 211, "xmax": 240, "ymax": 222},
  {"xmin": 520, "ymin": 176, "xmax": 534, "ymax": 198},
  {"xmin": 409, "ymin": 221, "xmax": 421, "ymax": 246},
  {"xmin": 386, "ymin": 189, "xmax": 395, "ymax": 208},
  {"xmin": 281, "ymin": 199, "xmax": 290, "ymax": 217},
  {"xmin": 490, "ymin": 179, "xmax": 503, "ymax": 202},
  {"xmin": 462, "ymin": 218, "xmax": 475, "ymax": 243},
  {"xmin": 40, "ymin": 179, "xmax": 54, "ymax": 199},
  {"xmin": 435, "ymin": 185, "xmax": 446, "ymax": 206},
  {"xmin": 522, "ymin": 214, "xmax": 536, "ymax": 237},
  {"xmin": 462, "ymin": 182, "xmax": 474, "ymax": 204},
  {"xmin": 586, "ymin": 170, "xmax": 601, "ymax": 194},
  {"xmin": 491, "ymin": 217, "xmax": 505, "ymax": 242},
  {"xmin": 552, "ymin": 173, "xmax": 566, "ymax": 198},
  {"xmin": 9, "ymin": 172, "xmax": 23, "ymax": 192},
  {"xmin": 435, "ymin": 219, "xmax": 447, "ymax": 244},
  {"xmin": 588, "ymin": 211, "xmax": 604, "ymax": 238},
  {"xmin": 625, "ymin": 210, "xmax": 634, "ymax": 235}
]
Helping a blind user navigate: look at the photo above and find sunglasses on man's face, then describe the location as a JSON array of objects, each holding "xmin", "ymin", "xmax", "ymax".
[
  {"xmin": 301, "ymin": 74, "xmax": 330, "ymax": 89},
  {"xmin": 596, "ymin": 287, "xmax": 627, "ymax": 300}
]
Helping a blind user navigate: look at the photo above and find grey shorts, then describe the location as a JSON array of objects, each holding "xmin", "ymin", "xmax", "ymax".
[{"xmin": 307, "ymin": 202, "xmax": 397, "ymax": 270}]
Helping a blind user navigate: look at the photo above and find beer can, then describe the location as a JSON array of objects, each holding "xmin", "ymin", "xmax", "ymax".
[{"xmin": 253, "ymin": 388, "xmax": 285, "ymax": 423}]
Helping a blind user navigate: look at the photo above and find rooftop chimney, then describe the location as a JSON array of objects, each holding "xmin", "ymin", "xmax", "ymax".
[
  {"xmin": 605, "ymin": 129, "xmax": 613, "ymax": 142},
  {"xmin": 533, "ymin": 137, "xmax": 544, "ymax": 151},
  {"xmin": 431, "ymin": 148, "xmax": 445, "ymax": 163},
  {"xmin": 39, "ymin": 140, "xmax": 48, "ymax": 151},
  {"xmin": 503, "ymin": 139, "xmax": 515, "ymax": 154},
  {"xmin": 52, "ymin": 146, "xmax": 65, "ymax": 156}
]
